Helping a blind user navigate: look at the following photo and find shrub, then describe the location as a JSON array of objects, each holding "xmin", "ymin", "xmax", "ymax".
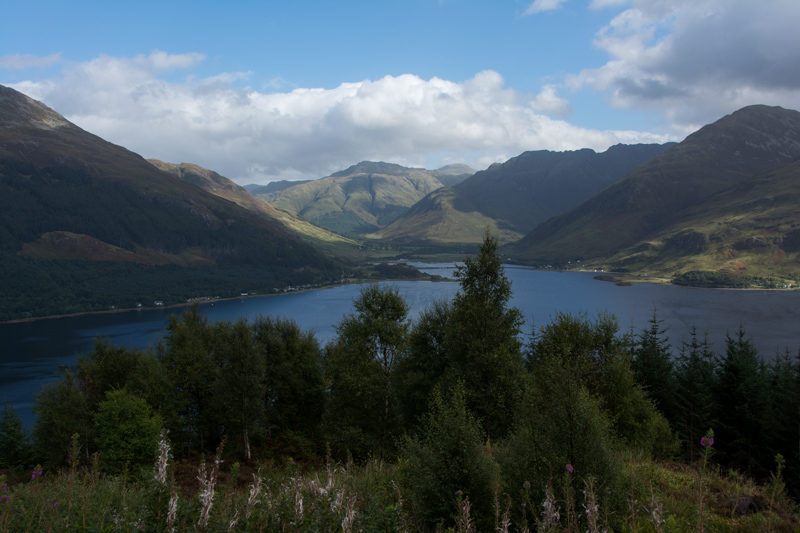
[{"xmin": 94, "ymin": 389, "xmax": 162, "ymax": 474}]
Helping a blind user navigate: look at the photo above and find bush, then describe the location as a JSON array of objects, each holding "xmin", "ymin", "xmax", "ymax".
[
  {"xmin": 94, "ymin": 389, "xmax": 162, "ymax": 474},
  {"xmin": 398, "ymin": 382, "xmax": 497, "ymax": 531}
]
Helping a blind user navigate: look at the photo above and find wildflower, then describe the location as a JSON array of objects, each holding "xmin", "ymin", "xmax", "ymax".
[
  {"xmin": 455, "ymin": 490, "xmax": 463, "ymax": 497},
  {"xmin": 700, "ymin": 436, "xmax": 714, "ymax": 448},
  {"xmin": 523, "ymin": 481, "xmax": 531, "ymax": 489},
  {"xmin": 566, "ymin": 464, "xmax": 574, "ymax": 474}
]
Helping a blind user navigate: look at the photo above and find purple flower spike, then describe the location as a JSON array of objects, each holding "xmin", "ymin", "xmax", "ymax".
[
  {"xmin": 566, "ymin": 464, "xmax": 574, "ymax": 474},
  {"xmin": 523, "ymin": 481, "xmax": 531, "ymax": 489},
  {"xmin": 701, "ymin": 436, "xmax": 714, "ymax": 448}
]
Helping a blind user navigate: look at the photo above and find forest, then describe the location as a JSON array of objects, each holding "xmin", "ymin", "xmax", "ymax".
[{"xmin": 0, "ymin": 233, "xmax": 798, "ymax": 531}]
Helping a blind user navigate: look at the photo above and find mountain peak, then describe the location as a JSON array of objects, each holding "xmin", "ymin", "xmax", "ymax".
[{"xmin": 0, "ymin": 85, "xmax": 71, "ymax": 131}]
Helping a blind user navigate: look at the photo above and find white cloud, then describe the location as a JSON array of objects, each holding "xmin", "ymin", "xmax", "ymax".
[
  {"xmin": 524, "ymin": 0, "xmax": 570, "ymax": 16},
  {"xmin": 569, "ymin": 0, "xmax": 800, "ymax": 127},
  {"xmin": 0, "ymin": 53, "xmax": 62, "ymax": 70},
  {"xmin": 8, "ymin": 51, "xmax": 671, "ymax": 183}
]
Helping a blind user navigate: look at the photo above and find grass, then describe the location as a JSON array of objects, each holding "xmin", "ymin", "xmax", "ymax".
[{"xmin": 2, "ymin": 437, "xmax": 797, "ymax": 532}]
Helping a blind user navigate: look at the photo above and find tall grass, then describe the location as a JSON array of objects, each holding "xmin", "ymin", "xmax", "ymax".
[{"xmin": 0, "ymin": 433, "xmax": 797, "ymax": 532}]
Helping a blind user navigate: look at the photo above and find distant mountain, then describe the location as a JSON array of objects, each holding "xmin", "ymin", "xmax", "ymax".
[
  {"xmin": 247, "ymin": 179, "xmax": 312, "ymax": 200},
  {"xmin": 371, "ymin": 143, "xmax": 671, "ymax": 245},
  {"xmin": 262, "ymin": 161, "xmax": 475, "ymax": 235},
  {"xmin": 148, "ymin": 160, "xmax": 360, "ymax": 257},
  {"xmin": 0, "ymin": 85, "xmax": 340, "ymax": 320},
  {"xmin": 505, "ymin": 105, "xmax": 800, "ymax": 278}
]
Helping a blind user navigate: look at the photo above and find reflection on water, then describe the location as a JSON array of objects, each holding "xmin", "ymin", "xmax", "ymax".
[{"xmin": 2, "ymin": 268, "xmax": 800, "ymax": 426}]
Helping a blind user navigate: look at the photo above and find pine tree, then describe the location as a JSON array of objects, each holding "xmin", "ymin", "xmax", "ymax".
[
  {"xmin": 674, "ymin": 326, "xmax": 717, "ymax": 463},
  {"xmin": 714, "ymin": 325, "xmax": 772, "ymax": 476},
  {"xmin": 633, "ymin": 309, "xmax": 677, "ymax": 425}
]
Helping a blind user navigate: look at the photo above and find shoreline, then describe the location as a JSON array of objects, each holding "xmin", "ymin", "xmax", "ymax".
[{"xmin": 0, "ymin": 272, "xmax": 452, "ymax": 325}]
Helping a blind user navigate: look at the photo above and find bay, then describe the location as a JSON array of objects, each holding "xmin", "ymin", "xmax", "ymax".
[{"xmin": 2, "ymin": 266, "xmax": 800, "ymax": 427}]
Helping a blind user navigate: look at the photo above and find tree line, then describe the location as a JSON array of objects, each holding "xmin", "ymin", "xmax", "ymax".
[{"xmin": 1, "ymin": 231, "xmax": 798, "ymax": 531}]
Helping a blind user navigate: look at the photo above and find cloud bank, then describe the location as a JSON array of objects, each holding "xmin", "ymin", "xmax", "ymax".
[
  {"xmin": 571, "ymin": 0, "xmax": 800, "ymax": 129},
  {"xmin": 7, "ymin": 52, "xmax": 668, "ymax": 184}
]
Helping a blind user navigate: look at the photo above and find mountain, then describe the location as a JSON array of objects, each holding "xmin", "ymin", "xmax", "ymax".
[
  {"xmin": 371, "ymin": 143, "xmax": 671, "ymax": 245},
  {"xmin": 505, "ymin": 105, "xmax": 800, "ymax": 277},
  {"xmin": 262, "ymin": 161, "xmax": 475, "ymax": 235},
  {"xmin": 147, "ymin": 160, "xmax": 360, "ymax": 257},
  {"xmin": 370, "ymin": 187, "xmax": 524, "ymax": 245},
  {"xmin": 0, "ymin": 85, "xmax": 340, "ymax": 320},
  {"xmin": 246, "ymin": 179, "xmax": 312, "ymax": 199}
]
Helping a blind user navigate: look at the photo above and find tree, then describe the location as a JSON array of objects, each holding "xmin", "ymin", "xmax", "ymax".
[
  {"xmin": 398, "ymin": 381, "xmax": 496, "ymax": 531},
  {"xmin": 633, "ymin": 310, "xmax": 677, "ymax": 425},
  {"xmin": 158, "ymin": 306, "xmax": 218, "ymax": 452},
  {"xmin": 528, "ymin": 311, "xmax": 677, "ymax": 459},
  {"xmin": 32, "ymin": 369, "xmax": 92, "ymax": 466},
  {"xmin": 674, "ymin": 326, "xmax": 717, "ymax": 463},
  {"xmin": 395, "ymin": 299, "xmax": 453, "ymax": 429},
  {"xmin": 0, "ymin": 403, "xmax": 31, "ymax": 469},
  {"xmin": 94, "ymin": 389, "xmax": 163, "ymax": 474},
  {"xmin": 324, "ymin": 285, "xmax": 410, "ymax": 458},
  {"xmin": 212, "ymin": 318, "xmax": 264, "ymax": 461},
  {"xmin": 447, "ymin": 230, "xmax": 525, "ymax": 439},
  {"xmin": 254, "ymin": 316, "xmax": 325, "ymax": 439},
  {"xmin": 714, "ymin": 325, "xmax": 772, "ymax": 476}
]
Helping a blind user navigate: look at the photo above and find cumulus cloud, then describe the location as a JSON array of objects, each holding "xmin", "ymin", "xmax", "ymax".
[
  {"xmin": 570, "ymin": 0, "xmax": 800, "ymax": 127},
  {"xmin": 8, "ymin": 51, "xmax": 670, "ymax": 183},
  {"xmin": 524, "ymin": 0, "xmax": 570, "ymax": 15}
]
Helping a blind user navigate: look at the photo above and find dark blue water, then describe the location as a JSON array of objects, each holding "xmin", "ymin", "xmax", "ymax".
[{"xmin": 3, "ymin": 266, "xmax": 800, "ymax": 426}]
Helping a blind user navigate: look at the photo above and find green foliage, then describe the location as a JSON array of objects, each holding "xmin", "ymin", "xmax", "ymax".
[
  {"xmin": 398, "ymin": 382, "xmax": 496, "ymax": 531},
  {"xmin": 672, "ymin": 270, "xmax": 754, "ymax": 288},
  {"xmin": 158, "ymin": 306, "xmax": 218, "ymax": 452},
  {"xmin": 0, "ymin": 403, "xmax": 32, "ymax": 470},
  {"xmin": 632, "ymin": 310, "xmax": 678, "ymax": 424},
  {"xmin": 94, "ymin": 389, "xmax": 162, "ymax": 474},
  {"xmin": 32, "ymin": 369, "xmax": 92, "ymax": 466},
  {"xmin": 714, "ymin": 326, "xmax": 774, "ymax": 477},
  {"xmin": 324, "ymin": 285, "xmax": 409, "ymax": 458},
  {"xmin": 528, "ymin": 311, "xmax": 679, "ymax": 460},
  {"xmin": 447, "ymin": 230, "xmax": 525, "ymax": 438},
  {"xmin": 255, "ymin": 315, "xmax": 325, "ymax": 438},
  {"xmin": 675, "ymin": 326, "xmax": 717, "ymax": 463},
  {"xmin": 212, "ymin": 318, "xmax": 265, "ymax": 460},
  {"xmin": 500, "ymin": 362, "xmax": 623, "ymax": 522}
]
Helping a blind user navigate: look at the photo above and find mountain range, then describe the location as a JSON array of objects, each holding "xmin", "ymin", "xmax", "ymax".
[
  {"xmin": 2, "ymin": 83, "xmax": 800, "ymax": 319},
  {"xmin": 505, "ymin": 105, "xmax": 800, "ymax": 279},
  {"xmin": 260, "ymin": 161, "xmax": 475, "ymax": 235}
]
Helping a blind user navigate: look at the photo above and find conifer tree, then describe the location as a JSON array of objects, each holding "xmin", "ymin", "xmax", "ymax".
[
  {"xmin": 674, "ymin": 326, "xmax": 717, "ymax": 463},
  {"xmin": 633, "ymin": 310, "xmax": 678, "ymax": 425},
  {"xmin": 714, "ymin": 325, "xmax": 772, "ymax": 476}
]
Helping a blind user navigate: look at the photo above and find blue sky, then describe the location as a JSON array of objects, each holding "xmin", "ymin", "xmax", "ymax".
[{"xmin": 3, "ymin": 0, "xmax": 800, "ymax": 183}]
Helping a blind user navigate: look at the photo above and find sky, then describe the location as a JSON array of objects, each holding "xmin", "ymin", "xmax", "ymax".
[{"xmin": 2, "ymin": 0, "xmax": 800, "ymax": 185}]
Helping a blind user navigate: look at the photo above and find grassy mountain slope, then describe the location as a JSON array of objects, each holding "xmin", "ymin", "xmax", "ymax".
[
  {"xmin": 263, "ymin": 161, "xmax": 474, "ymax": 235},
  {"xmin": 368, "ymin": 188, "xmax": 524, "ymax": 244},
  {"xmin": 148, "ymin": 160, "xmax": 361, "ymax": 258},
  {"xmin": 371, "ymin": 144, "xmax": 671, "ymax": 245},
  {"xmin": 506, "ymin": 105, "xmax": 800, "ymax": 273},
  {"xmin": 602, "ymin": 159, "xmax": 800, "ymax": 278},
  {"xmin": 0, "ymin": 85, "xmax": 340, "ymax": 319}
]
